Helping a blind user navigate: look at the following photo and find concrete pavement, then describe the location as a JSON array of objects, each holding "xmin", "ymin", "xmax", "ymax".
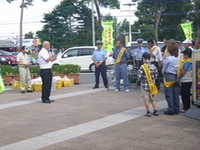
[{"xmin": 0, "ymin": 84, "xmax": 199, "ymax": 150}]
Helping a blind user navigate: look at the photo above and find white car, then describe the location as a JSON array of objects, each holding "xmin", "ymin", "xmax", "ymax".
[{"xmin": 52, "ymin": 46, "xmax": 114, "ymax": 72}]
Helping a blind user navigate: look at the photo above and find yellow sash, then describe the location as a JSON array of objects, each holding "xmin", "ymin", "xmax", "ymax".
[
  {"xmin": 115, "ymin": 48, "xmax": 126, "ymax": 65},
  {"xmin": 163, "ymin": 56, "xmax": 184, "ymax": 87},
  {"xmin": 150, "ymin": 47, "xmax": 157, "ymax": 53},
  {"xmin": 141, "ymin": 64, "xmax": 158, "ymax": 95},
  {"xmin": 164, "ymin": 47, "xmax": 170, "ymax": 58}
]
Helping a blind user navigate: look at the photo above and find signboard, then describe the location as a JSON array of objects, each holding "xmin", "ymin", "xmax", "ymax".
[
  {"xmin": 102, "ymin": 21, "xmax": 114, "ymax": 52},
  {"xmin": 180, "ymin": 22, "xmax": 193, "ymax": 40},
  {"xmin": 192, "ymin": 50, "xmax": 200, "ymax": 106}
]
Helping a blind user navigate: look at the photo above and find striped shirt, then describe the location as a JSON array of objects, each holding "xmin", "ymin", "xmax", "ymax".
[{"xmin": 138, "ymin": 63, "xmax": 158, "ymax": 91}]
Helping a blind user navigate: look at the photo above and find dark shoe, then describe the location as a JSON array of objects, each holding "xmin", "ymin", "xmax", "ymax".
[
  {"xmin": 164, "ymin": 111, "xmax": 175, "ymax": 115},
  {"xmin": 145, "ymin": 111, "xmax": 151, "ymax": 117},
  {"xmin": 27, "ymin": 90, "xmax": 33, "ymax": 93},
  {"xmin": 50, "ymin": 100, "xmax": 55, "ymax": 102},
  {"xmin": 21, "ymin": 91, "xmax": 26, "ymax": 93},
  {"xmin": 153, "ymin": 110, "xmax": 159, "ymax": 116},
  {"xmin": 93, "ymin": 86, "xmax": 99, "ymax": 89},
  {"xmin": 43, "ymin": 100, "xmax": 51, "ymax": 103},
  {"xmin": 105, "ymin": 85, "xmax": 108, "ymax": 88}
]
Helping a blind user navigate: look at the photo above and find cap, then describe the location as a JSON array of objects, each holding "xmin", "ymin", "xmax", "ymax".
[
  {"xmin": 168, "ymin": 39, "xmax": 176, "ymax": 43},
  {"xmin": 182, "ymin": 39, "xmax": 192, "ymax": 44},
  {"xmin": 136, "ymin": 38, "xmax": 143, "ymax": 43},
  {"xmin": 182, "ymin": 48, "xmax": 192, "ymax": 56},
  {"xmin": 96, "ymin": 40, "xmax": 103, "ymax": 45}
]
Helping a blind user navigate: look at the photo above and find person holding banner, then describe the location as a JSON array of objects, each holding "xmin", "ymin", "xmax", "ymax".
[
  {"xmin": 113, "ymin": 40, "xmax": 130, "ymax": 92},
  {"xmin": 162, "ymin": 41, "xmax": 180, "ymax": 115},
  {"xmin": 138, "ymin": 52, "xmax": 159, "ymax": 117}
]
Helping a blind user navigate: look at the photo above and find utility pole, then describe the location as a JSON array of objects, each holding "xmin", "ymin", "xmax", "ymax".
[
  {"xmin": 92, "ymin": 0, "xmax": 95, "ymax": 46},
  {"xmin": 123, "ymin": 3, "xmax": 135, "ymax": 43}
]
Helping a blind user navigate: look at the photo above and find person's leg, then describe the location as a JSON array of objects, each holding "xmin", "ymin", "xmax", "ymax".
[
  {"xmin": 19, "ymin": 67, "xmax": 26, "ymax": 92},
  {"xmin": 141, "ymin": 88, "xmax": 151, "ymax": 117},
  {"xmin": 26, "ymin": 68, "xmax": 32, "ymax": 91},
  {"xmin": 173, "ymin": 83, "xmax": 180, "ymax": 114},
  {"xmin": 40, "ymin": 69, "xmax": 52, "ymax": 102},
  {"xmin": 94, "ymin": 66, "xmax": 100, "ymax": 88},
  {"xmin": 100, "ymin": 62, "xmax": 108, "ymax": 88},
  {"xmin": 181, "ymin": 82, "xmax": 192, "ymax": 111},
  {"xmin": 115, "ymin": 65, "xmax": 120, "ymax": 90},
  {"xmin": 164, "ymin": 86, "xmax": 175, "ymax": 114},
  {"xmin": 121, "ymin": 64, "xmax": 130, "ymax": 90}
]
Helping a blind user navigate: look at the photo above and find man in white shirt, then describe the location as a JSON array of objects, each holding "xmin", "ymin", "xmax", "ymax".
[
  {"xmin": 37, "ymin": 41, "xmax": 56, "ymax": 103},
  {"xmin": 148, "ymin": 39, "xmax": 162, "ymax": 89},
  {"xmin": 17, "ymin": 46, "xmax": 33, "ymax": 93}
]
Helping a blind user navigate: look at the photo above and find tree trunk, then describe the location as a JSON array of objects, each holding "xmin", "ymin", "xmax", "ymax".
[
  {"xmin": 19, "ymin": 0, "xmax": 25, "ymax": 50},
  {"xmin": 154, "ymin": 0, "xmax": 162, "ymax": 41},
  {"xmin": 94, "ymin": 0, "xmax": 103, "ymax": 40}
]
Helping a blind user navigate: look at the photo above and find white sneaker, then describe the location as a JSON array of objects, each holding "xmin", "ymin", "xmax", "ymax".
[
  {"xmin": 115, "ymin": 89, "xmax": 119, "ymax": 92},
  {"xmin": 125, "ymin": 89, "xmax": 130, "ymax": 92}
]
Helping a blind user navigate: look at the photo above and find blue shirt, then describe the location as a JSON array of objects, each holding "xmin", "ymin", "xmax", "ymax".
[
  {"xmin": 181, "ymin": 59, "xmax": 192, "ymax": 82},
  {"xmin": 131, "ymin": 47, "xmax": 148, "ymax": 59},
  {"xmin": 113, "ymin": 48, "xmax": 130, "ymax": 63},
  {"xmin": 162, "ymin": 56, "xmax": 178, "ymax": 74},
  {"xmin": 91, "ymin": 49, "xmax": 107, "ymax": 61}
]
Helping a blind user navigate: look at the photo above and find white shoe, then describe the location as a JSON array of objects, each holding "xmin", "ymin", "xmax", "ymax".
[
  {"xmin": 125, "ymin": 89, "xmax": 130, "ymax": 92},
  {"xmin": 115, "ymin": 89, "xmax": 119, "ymax": 92}
]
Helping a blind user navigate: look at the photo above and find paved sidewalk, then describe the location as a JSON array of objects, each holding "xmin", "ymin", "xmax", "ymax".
[{"xmin": 0, "ymin": 84, "xmax": 199, "ymax": 150}]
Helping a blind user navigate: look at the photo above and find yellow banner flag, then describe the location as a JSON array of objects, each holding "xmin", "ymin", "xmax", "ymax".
[
  {"xmin": 180, "ymin": 23, "xmax": 193, "ymax": 40},
  {"xmin": 102, "ymin": 21, "xmax": 114, "ymax": 52}
]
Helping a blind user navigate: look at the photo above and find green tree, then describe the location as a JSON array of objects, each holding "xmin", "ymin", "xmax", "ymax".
[
  {"xmin": 134, "ymin": 0, "xmax": 191, "ymax": 41},
  {"xmin": 37, "ymin": 0, "xmax": 98, "ymax": 49},
  {"xmin": 84, "ymin": 0, "xmax": 120, "ymax": 39},
  {"xmin": 24, "ymin": 31, "xmax": 34, "ymax": 39}
]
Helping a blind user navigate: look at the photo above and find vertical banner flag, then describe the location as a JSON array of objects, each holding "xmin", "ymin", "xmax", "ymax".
[
  {"xmin": 180, "ymin": 23, "xmax": 193, "ymax": 40},
  {"xmin": 102, "ymin": 21, "xmax": 114, "ymax": 52}
]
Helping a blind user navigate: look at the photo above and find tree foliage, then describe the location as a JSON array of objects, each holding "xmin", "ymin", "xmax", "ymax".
[
  {"xmin": 134, "ymin": 0, "xmax": 192, "ymax": 41},
  {"xmin": 37, "ymin": 0, "xmax": 99, "ymax": 49}
]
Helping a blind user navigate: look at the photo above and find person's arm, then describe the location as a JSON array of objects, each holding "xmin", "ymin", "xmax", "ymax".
[
  {"xmin": 179, "ymin": 62, "xmax": 191, "ymax": 78},
  {"xmin": 162, "ymin": 58, "xmax": 169, "ymax": 74}
]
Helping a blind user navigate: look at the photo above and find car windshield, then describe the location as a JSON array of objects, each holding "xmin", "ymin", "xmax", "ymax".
[{"xmin": 4, "ymin": 51, "xmax": 12, "ymax": 56}]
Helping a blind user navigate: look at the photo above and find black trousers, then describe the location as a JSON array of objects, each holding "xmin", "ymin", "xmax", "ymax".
[
  {"xmin": 40, "ymin": 69, "xmax": 52, "ymax": 101},
  {"xmin": 94, "ymin": 62, "xmax": 108, "ymax": 87},
  {"xmin": 181, "ymin": 82, "xmax": 192, "ymax": 110}
]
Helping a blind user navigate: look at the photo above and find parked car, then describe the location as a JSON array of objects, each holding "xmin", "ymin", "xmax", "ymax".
[
  {"xmin": 0, "ymin": 50, "xmax": 17, "ymax": 65},
  {"xmin": 126, "ymin": 41, "xmax": 164, "ymax": 70},
  {"xmin": 0, "ymin": 56, "xmax": 10, "ymax": 65},
  {"xmin": 52, "ymin": 46, "xmax": 114, "ymax": 72},
  {"xmin": 11, "ymin": 52, "xmax": 37, "ymax": 65}
]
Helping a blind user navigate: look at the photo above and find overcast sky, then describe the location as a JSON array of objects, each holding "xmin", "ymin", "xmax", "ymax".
[{"xmin": 0, "ymin": 0, "xmax": 137, "ymax": 40}]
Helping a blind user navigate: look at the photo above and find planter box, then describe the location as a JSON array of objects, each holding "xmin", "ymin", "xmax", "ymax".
[{"xmin": 3, "ymin": 74, "xmax": 80, "ymax": 85}]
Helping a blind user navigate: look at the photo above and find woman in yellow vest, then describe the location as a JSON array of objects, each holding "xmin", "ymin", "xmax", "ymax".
[{"xmin": 162, "ymin": 41, "xmax": 180, "ymax": 115}]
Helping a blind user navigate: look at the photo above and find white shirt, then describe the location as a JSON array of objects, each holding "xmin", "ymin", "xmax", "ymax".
[
  {"xmin": 16, "ymin": 52, "xmax": 29, "ymax": 67},
  {"xmin": 150, "ymin": 45, "xmax": 162, "ymax": 62},
  {"xmin": 37, "ymin": 48, "xmax": 52, "ymax": 69}
]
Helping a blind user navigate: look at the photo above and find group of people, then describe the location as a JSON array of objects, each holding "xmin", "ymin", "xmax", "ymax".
[{"xmin": 91, "ymin": 38, "xmax": 200, "ymax": 117}]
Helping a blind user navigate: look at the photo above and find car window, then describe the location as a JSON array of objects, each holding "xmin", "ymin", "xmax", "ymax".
[
  {"xmin": 78, "ymin": 48, "xmax": 94, "ymax": 56},
  {"xmin": 62, "ymin": 49, "xmax": 78, "ymax": 58},
  {"xmin": 0, "ymin": 52, "xmax": 2, "ymax": 56}
]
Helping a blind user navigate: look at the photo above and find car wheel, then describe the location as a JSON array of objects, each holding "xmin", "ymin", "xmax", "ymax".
[{"xmin": 90, "ymin": 63, "xmax": 95, "ymax": 72}]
